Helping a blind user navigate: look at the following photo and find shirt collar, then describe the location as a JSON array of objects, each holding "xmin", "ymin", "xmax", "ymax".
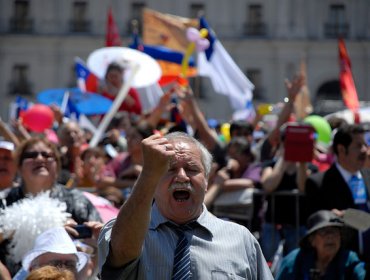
[
  {"xmin": 149, "ymin": 202, "xmax": 214, "ymax": 237},
  {"xmin": 335, "ymin": 162, "xmax": 362, "ymax": 183}
]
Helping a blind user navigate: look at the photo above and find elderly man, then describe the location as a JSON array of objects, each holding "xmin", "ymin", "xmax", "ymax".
[{"xmin": 98, "ymin": 132, "xmax": 272, "ymax": 279}]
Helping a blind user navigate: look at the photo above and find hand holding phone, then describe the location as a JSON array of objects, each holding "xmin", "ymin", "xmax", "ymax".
[{"xmin": 73, "ymin": 225, "xmax": 93, "ymax": 239}]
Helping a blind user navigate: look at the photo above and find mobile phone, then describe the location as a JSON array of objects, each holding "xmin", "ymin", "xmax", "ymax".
[{"xmin": 73, "ymin": 225, "xmax": 92, "ymax": 239}]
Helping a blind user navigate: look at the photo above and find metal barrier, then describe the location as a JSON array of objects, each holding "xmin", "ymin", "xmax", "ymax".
[
  {"xmin": 212, "ymin": 188, "xmax": 305, "ymax": 243},
  {"xmin": 267, "ymin": 189, "xmax": 305, "ymax": 247}
]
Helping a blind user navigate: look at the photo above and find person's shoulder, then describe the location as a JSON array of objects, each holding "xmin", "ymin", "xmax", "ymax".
[
  {"xmin": 207, "ymin": 213, "xmax": 252, "ymax": 236},
  {"xmin": 307, "ymin": 164, "xmax": 335, "ymax": 182},
  {"xmin": 275, "ymin": 248, "xmax": 302, "ymax": 280},
  {"xmin": 280, "ymin": 248, "xmax": 303, "ymax": 270}
]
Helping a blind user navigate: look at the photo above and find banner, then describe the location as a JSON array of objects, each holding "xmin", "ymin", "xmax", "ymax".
[
  {"xmin": 338, "ymin": 37, "xmax": 360, "ymax": 122},
  {"xmin": 130, "ymin": 33, "xmax": 196, "ymax": 85},
  {"xmin": 142, "ymin": 8, "xmax": 198, "ymax": 53},
  {"xmin": 106, "ymin": 7, "xmax": 122, "ymax": 47}
]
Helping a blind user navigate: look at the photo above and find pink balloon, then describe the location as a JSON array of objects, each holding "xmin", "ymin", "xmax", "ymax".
[
  {"xmin": 186, "ymin": 27, "xmax": 200, "ymax": 42},
  {"xmin": 21, "ymin": 104, "xmax": 54, "ymax": 133},
  {"xmin": 196, "ymin": 38, "xmax": 210, "ymax": 51}
]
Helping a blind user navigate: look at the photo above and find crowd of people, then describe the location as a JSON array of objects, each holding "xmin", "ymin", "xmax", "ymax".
[{"xmin": 0, "ymin": 62, "xmax": 369, "ymax": 279}]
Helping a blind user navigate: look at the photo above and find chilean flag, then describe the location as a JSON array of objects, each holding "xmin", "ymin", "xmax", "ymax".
[{"xmin": 74, "ymin": 57, "xmax": 100, "ymax": 93}]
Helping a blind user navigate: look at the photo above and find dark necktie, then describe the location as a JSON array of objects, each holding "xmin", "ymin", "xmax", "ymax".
[{"xmin": 168, "ymin": 223, "xmax": 194, "ymax": 280}]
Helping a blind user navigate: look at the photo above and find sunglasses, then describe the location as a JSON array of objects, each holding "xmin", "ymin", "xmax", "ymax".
[{"xmin": 22, "ymin": 151, "xmax": 55, "ymax": 161}]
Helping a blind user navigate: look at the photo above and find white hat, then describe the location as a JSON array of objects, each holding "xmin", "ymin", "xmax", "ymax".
[
  {"xmin": 22, "ymin": 227, "xmax": 89, "ymax": 272},
  {"xmin": 0, "ymin": 140, "xmax": 14, "ymax": 151}
]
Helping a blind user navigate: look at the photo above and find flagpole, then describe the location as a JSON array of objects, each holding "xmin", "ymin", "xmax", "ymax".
[{"xmin": 89, "ymin": 63, "xmax": 139, "ymax": 147}]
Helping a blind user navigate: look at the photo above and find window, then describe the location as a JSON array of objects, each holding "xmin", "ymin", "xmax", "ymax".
[
  {"xmin": 189, "ymin": 3, "xmax": 205, "ymax": 18},
  {"xmin": 246, "ymin": 69, "xmax": 263, "ymax": 100},
  {"xmin": 10, "ymin": 0, "xmax": 33, "ymax": 32},
  {"xmin": 9, "ymin": 64, "xmax": 32, "ymax": 95},
  {"xmin": 128, "ymin": 2, "xmax": 146, "ymax": 34},
  {"xmin": 70, "ymin": 1, "xmax": 90, "ymax": 32},
  {"xmin": 244, "ymin": 4, "xmax": 266, "ymax": 36},
  {"xmin": 325, "ymin": 4, "xmax": 348, "ymax": 38}
]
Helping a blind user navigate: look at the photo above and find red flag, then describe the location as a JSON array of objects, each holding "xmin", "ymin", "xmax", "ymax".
[
  {"xmin": 338, "ymin": 38, "xmax": 360, "ymax": 122},
  {"xmin": 106, "ymin": 7, "xmax": 122, "ymax": 47}
]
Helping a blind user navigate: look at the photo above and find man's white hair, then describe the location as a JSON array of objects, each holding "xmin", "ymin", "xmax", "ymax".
[{"xmin": 165, "ymin": 132, "xmax": 213, "ymax": 178}]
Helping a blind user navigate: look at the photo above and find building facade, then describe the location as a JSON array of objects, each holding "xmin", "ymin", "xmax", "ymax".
[{"xmin": 0, "ymin": 0, "xmax": 369, "ymax": 121}]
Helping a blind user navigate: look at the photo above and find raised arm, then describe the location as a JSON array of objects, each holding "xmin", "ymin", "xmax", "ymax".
[
  {"xmin": 267, "ymin": 74, "xmax": 304, "ymax": 146},
  {"xmin": 0, "ymin": 118, "xmax": 20, "ymax": 146},
  {"xmin": 177, "ymin": 86, "xmax": 219, "ymax": 151},
  {"xmin": 145, "ymin": 87, "xmax": 174, "ymax": 129},
  {"xmin": 108, "ymin": 134, "xmax": 175, "ymax": 267}
]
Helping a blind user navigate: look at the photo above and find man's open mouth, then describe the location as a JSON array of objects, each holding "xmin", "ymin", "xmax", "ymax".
[{"xmin": 173, "ymin": 190, "xmax": 191, "ymax": 202}]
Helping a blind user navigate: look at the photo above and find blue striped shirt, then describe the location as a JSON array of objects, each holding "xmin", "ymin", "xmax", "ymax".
[{"xmin": 98, "ymin": 203, "xmax": 273, "ymax": 279}]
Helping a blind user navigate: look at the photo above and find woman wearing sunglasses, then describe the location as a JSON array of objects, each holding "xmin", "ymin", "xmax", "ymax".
[{"xmin": 5, "ymin": 137, "xmax": 101, "ymax": 223}]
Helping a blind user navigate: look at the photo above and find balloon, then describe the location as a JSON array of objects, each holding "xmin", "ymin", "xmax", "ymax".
[
  {"xmin": 21, "ymin": 104, "xmax": 54, "ymax": 133},
  {"xmin": 303, "ymin": 115, "xmax": 332, "ymax": 145},
  {"xmin": 181, "ymin": 42, "xmax": 195, "ymax": 77},
  {"xmin": 220, "ymin": 123, "xmax": 231, "ymax": 143},
  {"xmin": 186, "ymin": 27, "xmax": 200, "ymax": 41},
  {"xmin": 181, "ymin": 28, "xmax": 209, "ymax": 77},
  {"xmin": 196, "ymin": 38, "xmax": 210, "ymax": 52},
  {"xmin": 257, "ymin": 103, "xmax": 273, "ymax": 116}
]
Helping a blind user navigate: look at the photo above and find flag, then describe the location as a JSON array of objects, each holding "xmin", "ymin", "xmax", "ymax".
[
  {"xmin": 74, "ymin": 57, "xmax": 100, "ymax": 93},
  {"xmin": 197, "ymin": 17, "xmax": 255, "ymax": 111},
  {"xmin": 338, "ymin": 37, "xmax": 360, "ymax": 122},
  {"xmin": 142, "ymin": 8, "xmax": 198, "ymax": 53},
  {"xmin": 106, "ymin": 7, "xmax": 122, "ymax": 47},
  {"xmin": 9, "ymin": 96, "xmax": 30, "ymax": 120},
  {"xmin": 129, "ymin": 32, "xmax": 196, "ymax": 86},
  {"xmin": 294, "ymin": 59, "xmax": 313, "ymax": 121},
  {"xmin": 64, "ymin": 92, "xmax": 80, "ymax": 120}
]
